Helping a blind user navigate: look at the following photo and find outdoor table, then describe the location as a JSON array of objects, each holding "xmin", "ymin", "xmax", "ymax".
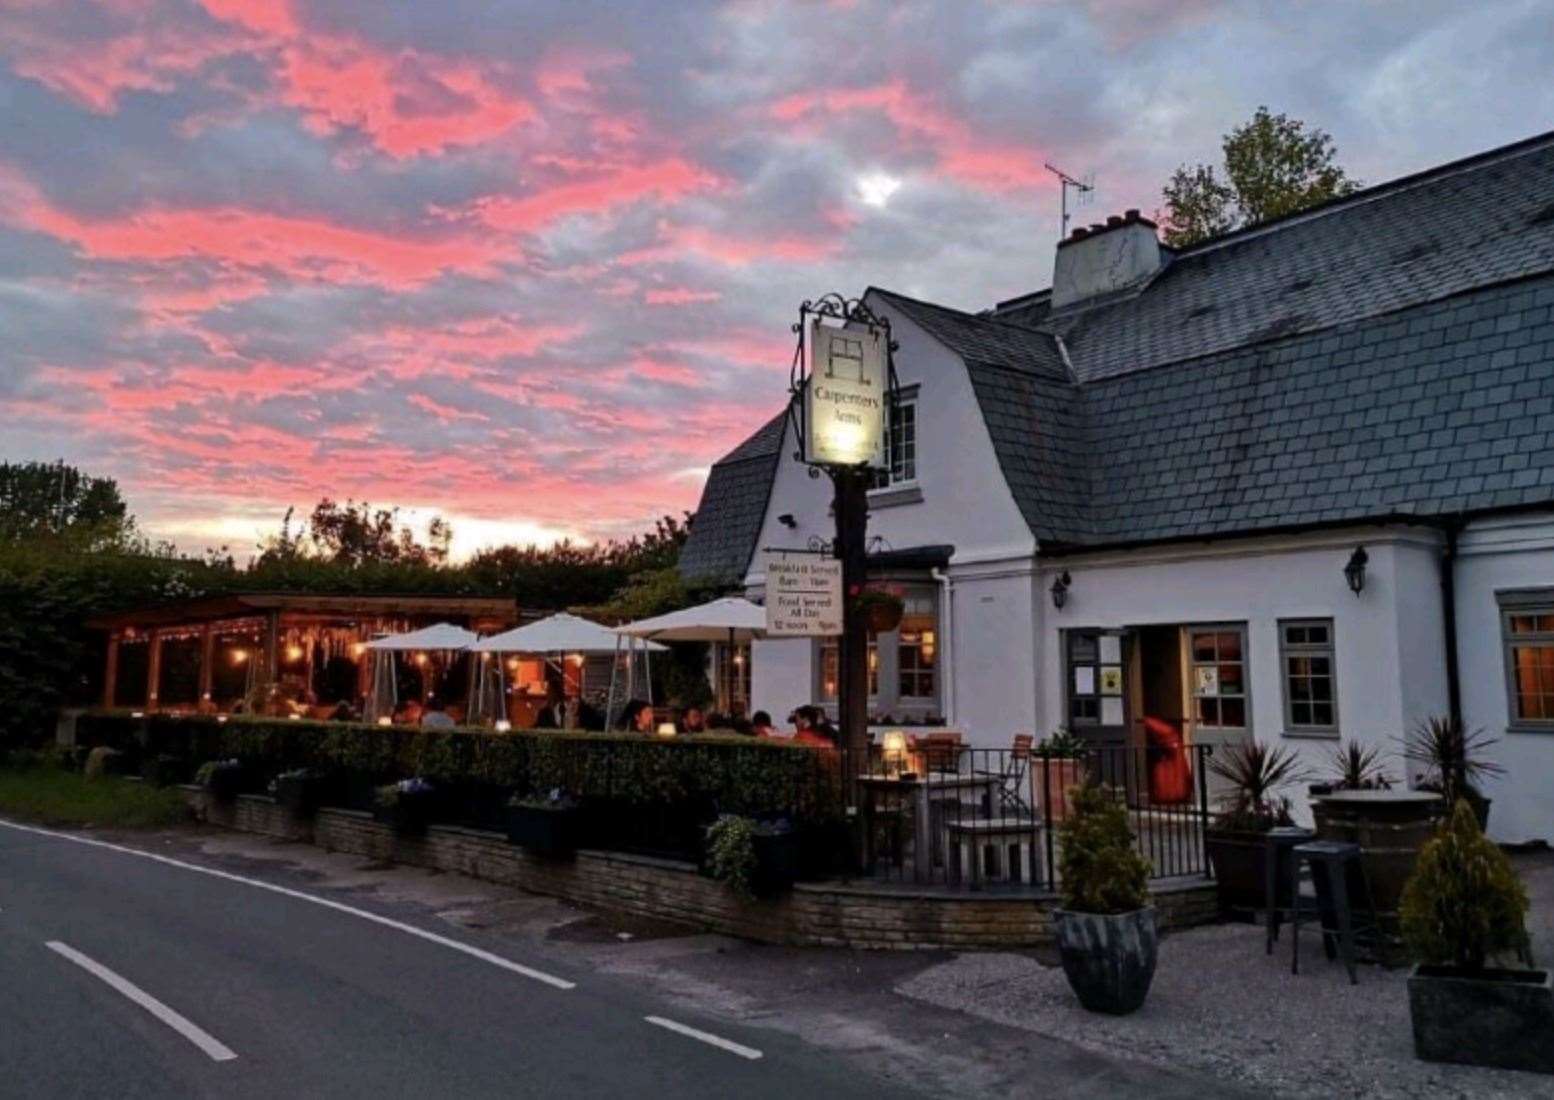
[{"xmin": 858, "ymin": 774, "xmax": 999, "ymax": 882}]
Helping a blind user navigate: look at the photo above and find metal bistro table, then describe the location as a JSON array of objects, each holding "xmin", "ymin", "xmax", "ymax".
[{"xmin": 858, "ymin": 773, "xmax": 1000, "ymax": 882}]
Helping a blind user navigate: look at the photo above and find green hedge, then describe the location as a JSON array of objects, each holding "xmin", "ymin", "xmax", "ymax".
[{"xmin": 79, "ymin": 712, "xmax": 845, "ymax": 822}]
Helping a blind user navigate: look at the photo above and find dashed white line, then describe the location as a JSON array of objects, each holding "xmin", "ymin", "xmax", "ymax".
[
  {"xmin": 644, "ymin": 1015, "xmax": 763, "ymax": 1060},
  {"xmin": 0, "ymin": 818, "xmax": 575, "ymax": 991},
  {"xmin": 47, "ymin": 941, "xmax": 238, "ymax": 1062}
]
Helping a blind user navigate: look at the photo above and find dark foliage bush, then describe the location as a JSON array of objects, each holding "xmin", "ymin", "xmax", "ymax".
[{"xmin": 1058, "ymin": 784, "xmax": 1151, "ymax": 914}]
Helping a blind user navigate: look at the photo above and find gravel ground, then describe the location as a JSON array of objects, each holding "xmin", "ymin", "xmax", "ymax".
[{"xmin": 897, "ymin": 851, "xmax": 1554, "ymax": 1100}]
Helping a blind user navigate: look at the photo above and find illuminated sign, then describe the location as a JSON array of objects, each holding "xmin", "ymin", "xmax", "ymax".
[
  {"xmin": 766, "ymin": 558, "xmax": 843, "ymax": 636},
  {"xmin": 804, "ymin": 319, "xmax": 886, "ymax": 468}
]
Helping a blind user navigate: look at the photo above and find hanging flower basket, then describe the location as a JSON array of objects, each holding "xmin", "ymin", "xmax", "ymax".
[{"xmin": 853, "ymin": 589, "xmax": 904, "ymax": 633}]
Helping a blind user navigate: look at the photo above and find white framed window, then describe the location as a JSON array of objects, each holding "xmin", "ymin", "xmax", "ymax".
[
  {"xmin": 816, "ymin": 585, "xmax": 938, "ymax": 716},
  {"xmin": 1189, "ymin": 628, "xmax": 1247, "ymax": 729},
  {"xmin": 1500, "ymin": 589, "xmax": 1554, "ymax": 731},
  {"xmin": 871, "ymin": 399, "xmax": 916, "ymax": 489},
  {"xmin": 1279, "ymin": 619, "xmax": 1338, "ymax": 735}
]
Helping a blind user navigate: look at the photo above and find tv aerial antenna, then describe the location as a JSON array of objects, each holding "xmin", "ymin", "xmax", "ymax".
[{"xmin": 1044, "ymin": 163, "xmax": 1095, "ymax": 239}]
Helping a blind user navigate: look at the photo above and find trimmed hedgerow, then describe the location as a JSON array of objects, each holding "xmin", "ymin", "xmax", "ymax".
[{"xmin": 77, "ymin": 712, "xmax": 846, "ymax": 822}]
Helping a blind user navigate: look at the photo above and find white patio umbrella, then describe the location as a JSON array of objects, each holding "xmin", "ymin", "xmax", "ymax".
[
  {"xmin": 472, "ymin": 613, "xmax": 665, "ymax": 728},
  {"xmin": 612, "ymin": 598, "xmax": 767, "ymax": 723},
  {"xmin": 363, "ymin": 622, "xmax": 479, "ymax": 722}
]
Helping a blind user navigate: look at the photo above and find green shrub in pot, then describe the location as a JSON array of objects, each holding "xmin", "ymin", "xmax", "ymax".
[
  {"xmin": 1052, "ymin": 784, "xmax": 1156, "ymax": 1014},
  {"xmin": 1400, "ymin": 800, "xmax": 1549, "ymax": 1074}
]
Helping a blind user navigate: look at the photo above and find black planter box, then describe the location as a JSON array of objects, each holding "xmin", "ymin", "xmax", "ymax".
[
  {"xmin": 506, "ymin": 804, "xmax": 584, "ymax": 856},
  {"xmin": 142, "ymin": 754, "xmax": 185, "ymax": 788},
  {"xmin": 1409, "ymin": 966, "xmax": 1554, "ymax": 1074},
  {"xmin": 274, "ymin": 773, "xmax": 332, "ymax": 817},
  {"xmin": 344, "ymin": 770, "xmax": 381, "ymax": 813},
  {"xmin": 751, "ymin": 831, "xmax": 801, "ymax": 896},
  {"xmin": 204, "ymin": 766, "xmax": 244, "ymax": 803},
  {"xmin": 374, "ymin": 790, "xmax": 436, "ymax": 836}
]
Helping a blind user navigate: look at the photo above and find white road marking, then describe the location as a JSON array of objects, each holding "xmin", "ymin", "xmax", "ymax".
[
  {"xmin": 46, "ymin": 941, "xmax": 238, "ymax": 1062},
  {"xmin": 644, "ymin": 1015, "xmax": 763, "ymax": 1061},
  {"xmin": 0, "ymin": 818, "xmax": 575, "ymax": 991}
]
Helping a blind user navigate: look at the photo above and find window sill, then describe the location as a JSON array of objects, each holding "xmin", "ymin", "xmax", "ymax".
[
  {"xmin": 1507, "ymin": 723, "xmax": 1554, "ymax": 735},
  {"xmin": 867, "ymin": 483, "xmax": 923, "ymax": 509},
  {"xmin": 1280, "ymin": 729, "xmax": 1341, "ymax": 741}
]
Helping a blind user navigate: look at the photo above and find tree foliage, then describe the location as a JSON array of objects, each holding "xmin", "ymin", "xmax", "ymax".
[
  {"xmin": 257, "ymin": 499, "xmax": 452, "ymax": 567},
  {"xmin": 0, "ymin": 461, "xmax": 133, "ymax": 550},
  {"xmin": 1160, "ymin": 107, "xmax": 1360, "ymax": 248},
  {"xmin": 1400, "ymin": 799, "xmax": 1529, "ymax": 971}
]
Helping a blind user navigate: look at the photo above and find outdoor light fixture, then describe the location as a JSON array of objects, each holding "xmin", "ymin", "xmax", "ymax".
[
  {"xmin": 778, "ymin": 513, "xmax": 797, "ymax": 529},
  {"xmin": 231, "ymin": 649, "xmax": 248, "ymax": 665},
  {"xmin": 1050, "ymin": 570, "xmax": 1072, "ymax": 610},
  {"xmin": 377, "ymin": 716, "xmax": 392, "ymax": 727},
  {"xmin": 1344, "ymin": 546, "xmax": 1368, "ymax": 596},
  {"xmin": 494, "ymin": 720, "xmax": 512, "ymax": 732},
  {"xmin": 656, "ymin": 722, "xmax": 677, "ymax": 736},
  {"xmin": 288, "ymin": 713, "xmax": 301, "ymax": 721},
  {"xmin": 882, "ymin": 729, "xmax": 908, "ymax": 778},
  {"xmin": 414, "ymin": 652, "xmax": 429, "ymax": 666},
  {"xmin": 216, "ymin": 715, "xmax": 228, "ymax": 724},
  {"xmin": 285, "ymin": 644, "xmax": 304, "ymax": 662}
]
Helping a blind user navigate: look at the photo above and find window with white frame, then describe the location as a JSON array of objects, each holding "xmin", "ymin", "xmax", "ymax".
[
  {"xmin": 871, "ymin": 399, "xmax": 916, "ymax": 489},
  {"xmin": 1279, "ymin": 619, "xmax": 1338, "ymax": 734},
  {"xmin": 817, "ymin": 585, "xmax": 938, "ymax": 715},
  {"xmin": 1189, "ymin": 628, "xmax": 1247, "ymax": 728},
  {"xmin": 1500, "ymin": 590, "xmax": 1554, "ymax": 730}
]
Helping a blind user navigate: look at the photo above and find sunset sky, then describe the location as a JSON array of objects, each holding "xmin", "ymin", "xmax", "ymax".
[{"xmin": 2, "ymin": 0, "xmax": 1551, "ymax": 559}]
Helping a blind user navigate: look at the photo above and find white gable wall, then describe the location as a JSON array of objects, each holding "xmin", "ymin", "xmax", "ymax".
[{"xmin": 742, "ymin": 296, "xmax": 1036, "ymax": 738}]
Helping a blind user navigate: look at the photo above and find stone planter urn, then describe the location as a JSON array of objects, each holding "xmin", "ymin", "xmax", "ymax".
[
  {"xmin": 1408, "ymin": 966, "xmax": 1554, "ymax": 1075},
  {"xmin": 1052, "ymin": 907, "xmax": 1158, "ymax": 1015}
]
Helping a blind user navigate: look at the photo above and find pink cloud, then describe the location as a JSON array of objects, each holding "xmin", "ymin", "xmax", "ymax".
[
  {"xmin": 466, "ymin": 157, "xmax": 722, "ymax": 233},
  {"xmin": 643, "ymin": 286, "xmax": 721, "ymax": 305}
]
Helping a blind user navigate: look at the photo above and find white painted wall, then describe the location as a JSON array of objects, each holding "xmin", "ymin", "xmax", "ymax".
[
  {"xmin": 1455, "ymin": 514, "xmax": 1554, "ymax": 844},
  {"xmin": 741, "ymin": 293, "xmax": 1036, "ymax": 736},
  {"xmin": 1032, "ymin": 529, "xmax": 1448, "ymax": 824}
]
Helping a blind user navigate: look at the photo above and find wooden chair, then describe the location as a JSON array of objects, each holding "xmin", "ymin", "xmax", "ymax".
[{"xmin": 996, "ymin": 735, "xmax": 1035, "ymax": 817}]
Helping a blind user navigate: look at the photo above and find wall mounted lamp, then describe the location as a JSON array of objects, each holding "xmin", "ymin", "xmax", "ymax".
[
  {"xmin": 1050, "ymin": 570, "xmax": 1072, "ymax": 610},
  {"xmin": 778, "ymin": 513, "xmax": 797, "ymax": 529},
  {"xmin": 1344, "ymin": 546, "xmax": 1368, "ymax": 596}
]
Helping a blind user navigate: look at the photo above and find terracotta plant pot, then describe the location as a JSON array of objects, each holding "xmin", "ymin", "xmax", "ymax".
[{"xmin": 1052, "ymin": 907, "xmax": 1158, "ymax": 1015}]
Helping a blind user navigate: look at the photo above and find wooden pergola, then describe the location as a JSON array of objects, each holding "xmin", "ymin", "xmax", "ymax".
[{"xmin": 87, "ymin": 593, "xmax": 519, "ymax": 714}]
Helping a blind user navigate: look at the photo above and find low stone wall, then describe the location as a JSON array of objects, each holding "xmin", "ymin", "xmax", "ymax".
[{"xmin": 183, "ymin": 789, "xmax": 1218, "ymax": 950}]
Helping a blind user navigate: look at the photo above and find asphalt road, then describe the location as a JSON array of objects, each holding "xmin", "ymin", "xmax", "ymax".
[{"xmin": 0, "ymin": 820, "xmax": 914, "ymax": 1099}]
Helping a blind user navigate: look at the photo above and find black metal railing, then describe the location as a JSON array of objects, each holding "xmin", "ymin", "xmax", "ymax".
[{"xmin": 834, "ymin": 742, "xmax": 1214, "ymax": 893}]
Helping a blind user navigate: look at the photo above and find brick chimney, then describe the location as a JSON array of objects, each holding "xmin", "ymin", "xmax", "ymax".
[{"xmin": 1050, "ymin": 208, "xmax": 1163, "ymax": 310}]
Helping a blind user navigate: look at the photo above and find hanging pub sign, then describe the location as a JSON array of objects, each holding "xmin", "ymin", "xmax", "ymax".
[
  {"xmin": 766, "ymin": 557, "xmax": 843, "ymax": 636},
  {"xmin": 804, "ymin": 319, "xmax": 887, "ymax": 469}
]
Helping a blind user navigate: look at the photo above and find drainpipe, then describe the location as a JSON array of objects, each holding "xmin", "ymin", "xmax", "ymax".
[
  {"xmin": 932, "ymin": 567, "xmax": 955, "ymax": 726},
  {"xmin": 1439, "ymin": 520, "xmax": 1464, "ymax": 728}
]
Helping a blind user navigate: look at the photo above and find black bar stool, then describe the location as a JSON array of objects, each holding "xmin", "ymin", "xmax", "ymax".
[
  {"xmin": 1263, "ymin": 826, "xmax": 1316, "ymax": 954},
  {"xmin": 1290, "ymin": 840, "xmax": 1379, "ymax": 984}
]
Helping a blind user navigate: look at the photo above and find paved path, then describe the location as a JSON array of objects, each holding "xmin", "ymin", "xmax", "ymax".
[{"xmin": 0, "ymin": 820, "xmax": 899, "ymax": 1098}]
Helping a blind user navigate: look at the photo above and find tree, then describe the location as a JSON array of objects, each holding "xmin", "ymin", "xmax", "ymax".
[
  {"xmin": 256, "ymin": 499, "xmax": 452, "ymax": 567},
  {"xmin": 0, "ymin": 461, "xmax": 133, "ymax": 548},
  {"xmin": 1159, "ymin": 107, "xmax": 1360, "ymax": 248}
]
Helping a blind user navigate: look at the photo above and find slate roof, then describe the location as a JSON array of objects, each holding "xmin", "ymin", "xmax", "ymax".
[
  {"xmin": 677, "ymin": 411, "xmax": 787, "ymax": 586},
  {"xmin": 684, "ymin": 130, "xmax": 1554, "ymax": 568},
  {"xmin": 997, "ymin": 130, "xmax": 1554, "ymax": 382}
]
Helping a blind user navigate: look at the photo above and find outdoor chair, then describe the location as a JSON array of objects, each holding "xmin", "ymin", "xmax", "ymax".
[
  {"xmin": 975, "ymin": 735, "xmax": 1034, "ymax": 818},
  {"xmin": 911, "ymin": 732, "xmax": 963, "ymax": 776}
]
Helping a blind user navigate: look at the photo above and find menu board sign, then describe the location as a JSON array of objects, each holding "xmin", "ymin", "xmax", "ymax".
[{"xmin": 766, "ymin": 558, "xmax": 843, "ymax": 636}]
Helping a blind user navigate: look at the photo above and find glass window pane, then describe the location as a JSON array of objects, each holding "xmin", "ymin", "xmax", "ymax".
[
  {"xmin": 1291, "ymin": 701, "xmax": 1312, "ymax": 726},
  {"xmin": 1289, "ymin": 676, "xmax": 1311, "ymax": 701},
  {"xmin": 1311, "ymin": 702, "xmax": 1335, "ymax": 727},
  {"xmin": 1192, "ymin": 634, "xmax": 1216, "ymax": 663},
  {"xmin": 1100, "ymin": 697, "xmax": 1124, "ymax": 725},
  {"xmin": 1099, "ymin": 635, "xmax": 1121, "ymax": 663},
  {"xmin": 1221, "ymin": 697, "xmax": 1246, "ymax": 727},
  {"xmin": 1218, "ymin": 663, "xmax": 1243, "ymax": 695},
  {"xmin": 1070, "ymin": 633, "xmax": 1097, "ymax": 661},
  {"xmin": 1511, "ymin": 615, "xmax": 1538, "ymax": 634},
  {"xmin": 1284, "ymin": 625, "xmax": 1306, "ymax": 646},
  {"xmin": 1196, "ymin": 698, "xmax": 1219, "ymax": 725},
  {"xmin": 1540, "ymin": 614, "xmax": 1554, "ymax": 633},
  {"xmin": 1310, "ymin": 676, "xmax": 1333, "ymax": 702},
  {"xmin": 1306, "ymin": 625, "xmax": 1329, "ymax": 645},
  {"xmin": 1217, "ymin": 632, "xmax": 1243, "ymax": 661}
]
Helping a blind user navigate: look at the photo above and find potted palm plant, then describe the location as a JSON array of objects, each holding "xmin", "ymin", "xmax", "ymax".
[
  {"xmin": 1402, "ymin": 800, "xmax": 1550, "ymax": 1074},
  {"xmin": 1309, "ymin": 740, "xmax": 1393, "ymax": 798},
  {"xmin": 1402, "ymin": 716, "xmax": 1503, "ymax": 830},
  {"xmin": 1051, "ymin": 783, "xmax": 1156, "ymax": 1014},
  {"xmin": 1204, "ymin": 740, "xmax": 1309, "ymax": 915}
]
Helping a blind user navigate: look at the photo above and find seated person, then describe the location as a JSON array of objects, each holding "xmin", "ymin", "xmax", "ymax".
[
  {"xmin": 619, "ymin": 698, "xmax": 655, "ymax": 734},
  {"xmin": 678, "ymin": 706, "xmax": 707, "ymax": 735},
  {"xmin": 792, "ymin": 705, "xmax": 838, "ymax": 748},
  {"xmin": 395, "ymin": 699, "xmax": 424, "ymax": 726},
  {"xmin": 420, "ymin": 696, "xmax": 455, "ymax": 728},
  {"xmin": 534, "ymin": 685, "xmax": 568, "ymax": 730},
  {"xmin": 750, "ymin": 710, "xmax": 777, "ymax": 738}
]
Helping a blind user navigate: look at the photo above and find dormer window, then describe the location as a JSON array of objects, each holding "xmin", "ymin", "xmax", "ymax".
[{"xmin": 871, "ymin": 397, "xmax": 916, "ymax": 489}]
